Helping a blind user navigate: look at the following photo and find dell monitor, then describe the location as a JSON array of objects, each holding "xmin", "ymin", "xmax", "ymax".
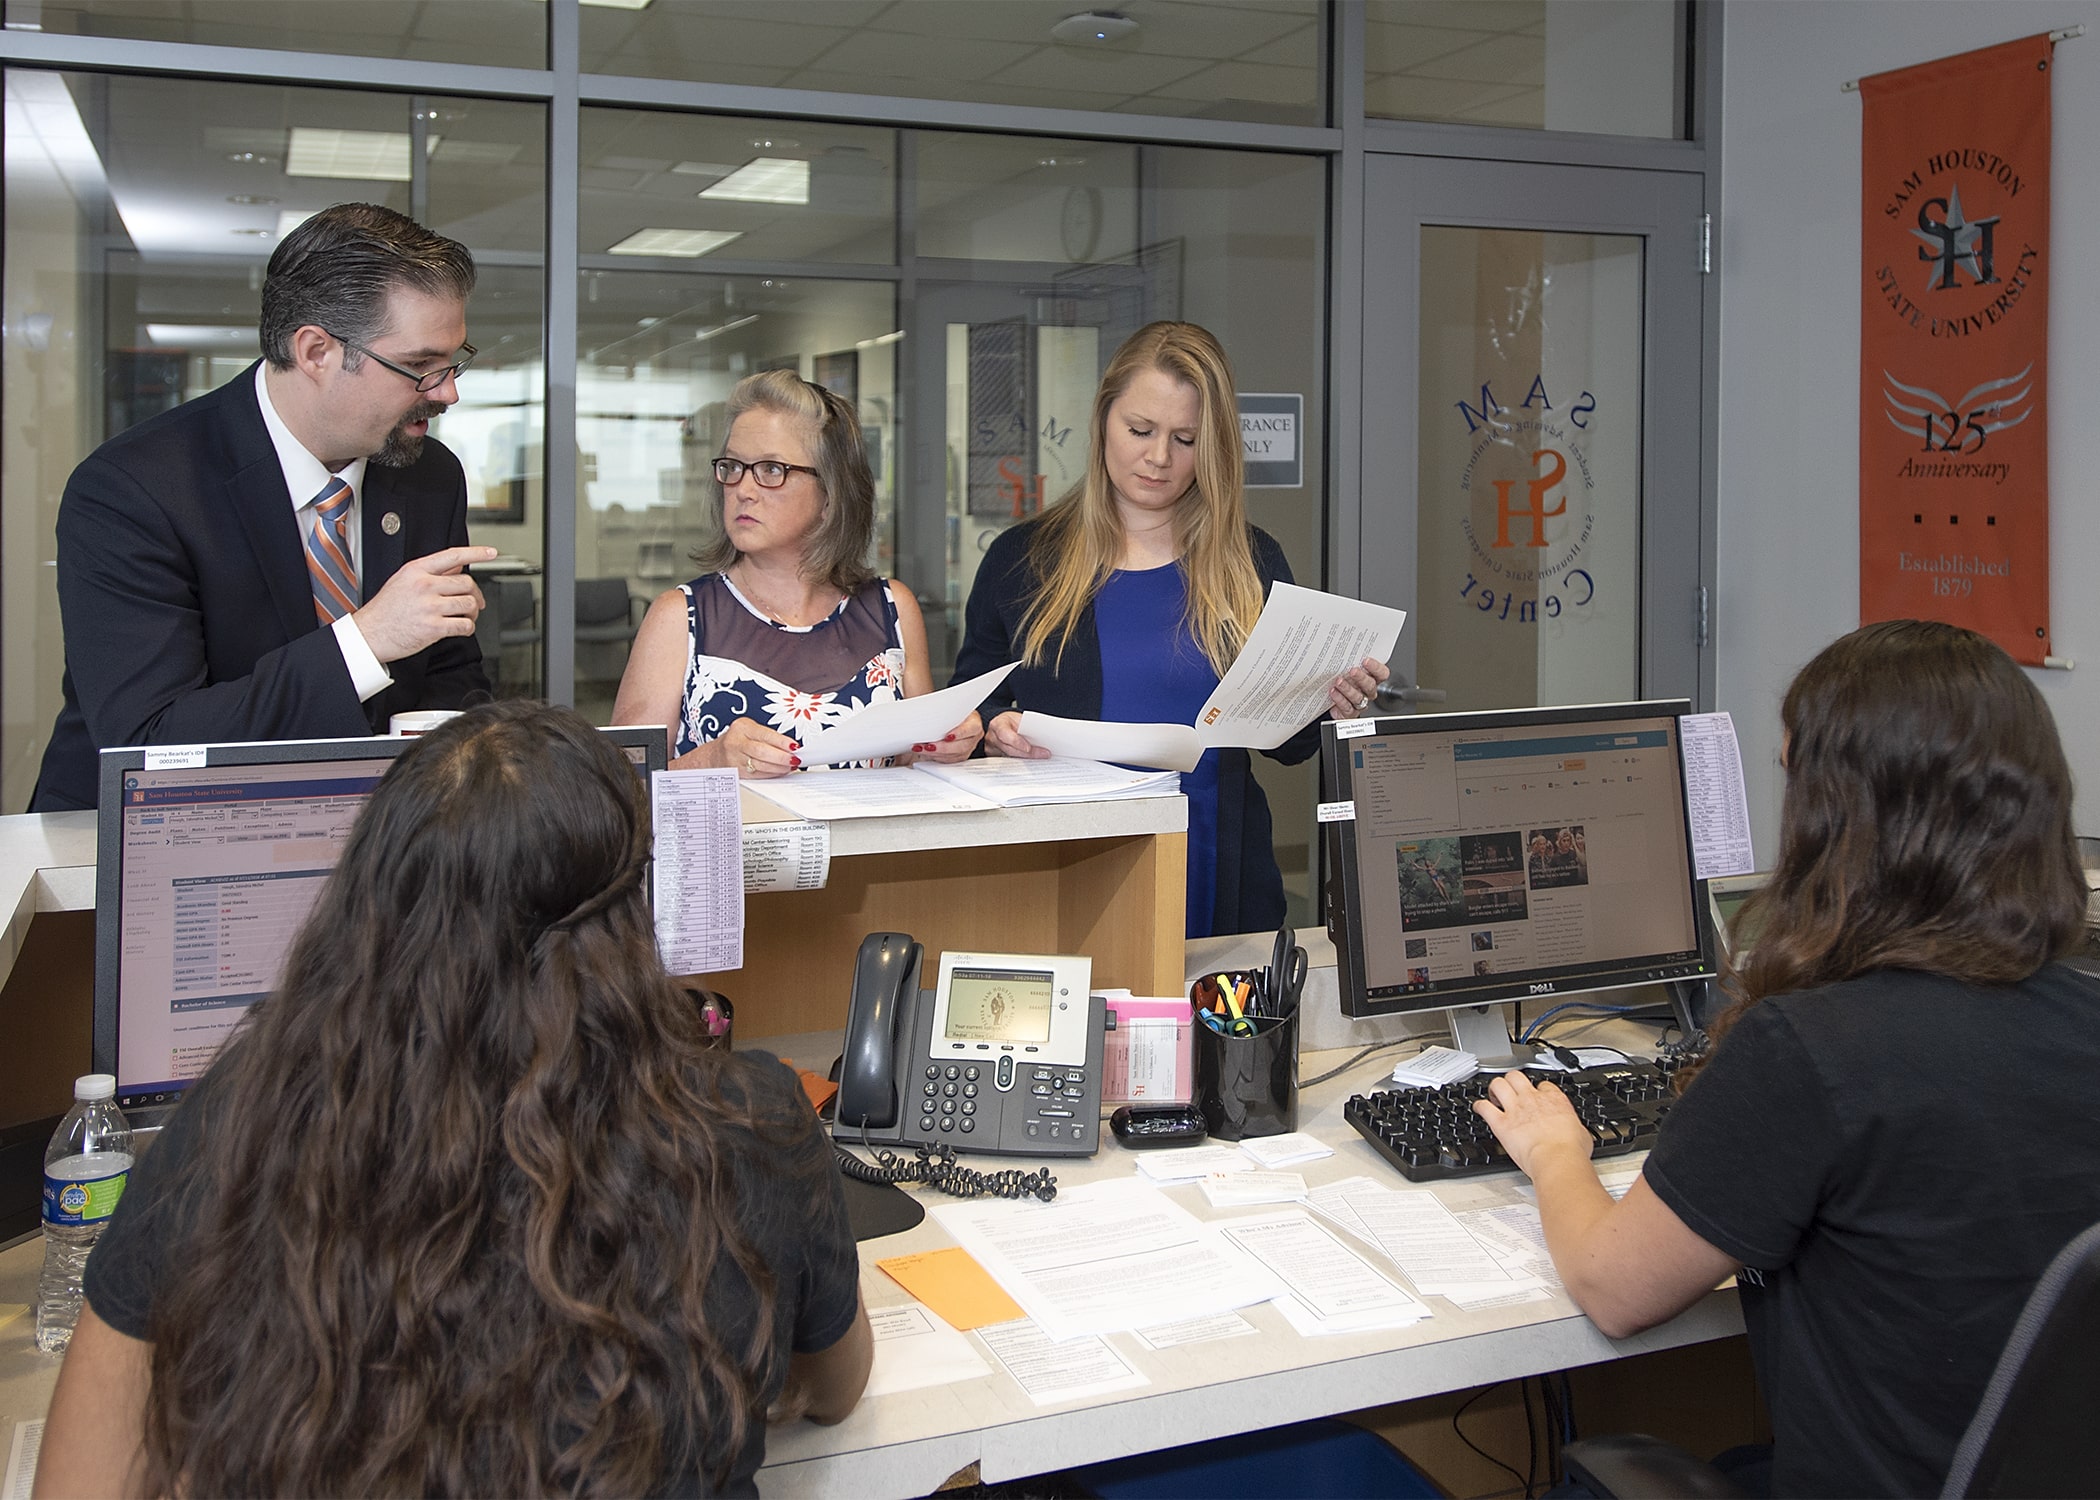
[
  {"xmin": 93, "ymin": 724, "xmax": 669, "ymax": 1116},
  {"xmin": 1322, "ymin": 701, "xmax": 1717, "ymax": 1068}
]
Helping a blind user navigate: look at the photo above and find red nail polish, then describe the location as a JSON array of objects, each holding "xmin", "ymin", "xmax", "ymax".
[
  {"xmin": 789, "ymin": 755, "xmax": 801, "ymax": 767},
  {"xmin": 943, "ymin": 732, "xmax": 957, "ymax": 742}
]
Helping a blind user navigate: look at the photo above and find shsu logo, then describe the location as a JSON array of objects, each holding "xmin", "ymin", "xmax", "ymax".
[{"xmin": 1450, "ymin": 377, "xmax": 1600, "ymax": 626}]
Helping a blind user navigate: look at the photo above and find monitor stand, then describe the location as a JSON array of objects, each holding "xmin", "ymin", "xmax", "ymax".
[{"xmin": 1446, "ymin": 1002, "xmax": 1538, "ymax": 1072}]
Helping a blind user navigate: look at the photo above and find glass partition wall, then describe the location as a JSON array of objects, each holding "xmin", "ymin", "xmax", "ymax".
[{"xmin": 1, "ymin": 0, "xmax": 1699, "ymax": 923}]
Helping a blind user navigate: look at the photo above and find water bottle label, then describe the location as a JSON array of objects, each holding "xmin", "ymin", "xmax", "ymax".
[{"xmin": 42, "ymin": 1168, "xmax": 128, "ymax": 1226}]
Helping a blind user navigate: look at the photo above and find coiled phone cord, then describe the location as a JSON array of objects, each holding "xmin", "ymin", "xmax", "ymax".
[{"xmin": 835, "ymin": 1132, "xmax": 1058, "ymax": 1202}]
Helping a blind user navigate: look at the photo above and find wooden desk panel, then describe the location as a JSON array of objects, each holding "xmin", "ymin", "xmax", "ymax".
[{"xmin": 721, "ymin": 831, "xmax": 1187, "ymax": 1038}]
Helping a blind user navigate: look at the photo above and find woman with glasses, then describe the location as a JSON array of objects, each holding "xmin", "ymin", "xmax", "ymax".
[
  {"xmin": 615, "ymin": 369, "xmax": 981, "ymax": 776},
  {"xmin": 952, "ymin": 322, "xmax": 1386, "ymax": 938}
]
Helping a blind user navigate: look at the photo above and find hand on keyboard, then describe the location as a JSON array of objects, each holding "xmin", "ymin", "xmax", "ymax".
[
  {"xmin": 1472, "ymin": 1071, "xmax": 1595, "ymax": 1178},
  {"xmin": 1343, "ymin": 1058, "xmax": 1684, "ymax": 1183}
]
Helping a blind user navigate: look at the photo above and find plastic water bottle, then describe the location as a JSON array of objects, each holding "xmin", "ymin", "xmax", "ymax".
[{"xmin": 35, "ymin": 1074, "xmax": 134, "ymax": 1356}]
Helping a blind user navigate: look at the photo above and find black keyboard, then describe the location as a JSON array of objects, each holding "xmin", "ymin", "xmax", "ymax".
[{"xmin": 1343, "ymin": 1058, "xmax": 1685, "ymax": 1183}]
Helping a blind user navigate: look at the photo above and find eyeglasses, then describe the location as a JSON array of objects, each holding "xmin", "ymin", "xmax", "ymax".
[
  {"xmin": 328, "ymin": 332, "xmax": 477, "ymax": 393},
  {"xmin": 713, "ymin": 456, "xmax": 821, "ymax": 488}
]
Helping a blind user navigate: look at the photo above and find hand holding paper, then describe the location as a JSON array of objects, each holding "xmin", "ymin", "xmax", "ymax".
[{"xmin": 794, "ymin": 663, "xmax": 1016, "ymax": 766}]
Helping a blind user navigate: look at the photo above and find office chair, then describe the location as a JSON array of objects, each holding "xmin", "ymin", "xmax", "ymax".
[
  {"xmin": 573, "ymin": 576, "xmax": 640, "ymax": 684},
  {"xmin": 1557, "ymin": 1219, "xmax": 2100, "ymax": 1499}
]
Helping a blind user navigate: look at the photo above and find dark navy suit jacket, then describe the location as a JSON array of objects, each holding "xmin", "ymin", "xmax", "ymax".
[
  {"xmin": 31, "ymin": 363, "xmax": 489, "ymax": 811},
  {"xmin": 951, "ymin": 518, "xmax": 1322, "ymax": 937}
]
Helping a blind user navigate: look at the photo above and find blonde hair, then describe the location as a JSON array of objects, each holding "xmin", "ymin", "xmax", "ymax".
[
  {"xmin": 1017, "ymin": 322, "xmax": 1265, "ymax": 672},
  {"xmin": 689, "ymin": 369, "xmax": 876, "ymax": 593}
]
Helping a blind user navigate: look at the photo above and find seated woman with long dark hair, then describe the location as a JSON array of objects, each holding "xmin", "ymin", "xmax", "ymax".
[
  {"xmin": 36, "ymin": 702, "xmax": 871, "ymax": 1497},
  {"xmin": 1473, "ymin": 620, "xmax": 2100, "ymax": 1497}
]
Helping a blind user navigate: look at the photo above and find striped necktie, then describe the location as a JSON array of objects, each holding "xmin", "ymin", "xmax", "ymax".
[{"xmin": 306, "ymin": 476, "xmax": 359, "ymax": 623}]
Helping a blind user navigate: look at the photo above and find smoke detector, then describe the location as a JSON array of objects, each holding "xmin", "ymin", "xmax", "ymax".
[{"xmin": 1051, "ymin": 11, "xmax": 1140, "ymax": 45}]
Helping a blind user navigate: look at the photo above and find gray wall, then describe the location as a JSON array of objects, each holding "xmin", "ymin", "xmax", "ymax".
[{"xmin": 1717, "ymin": 0, "xmax": 2100, "ymax": 855}]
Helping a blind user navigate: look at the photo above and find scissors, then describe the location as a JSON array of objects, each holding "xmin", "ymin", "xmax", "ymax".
[{"xmin": 1267, "ymin": 927, "xmax": 1309, "ymax": 1017}]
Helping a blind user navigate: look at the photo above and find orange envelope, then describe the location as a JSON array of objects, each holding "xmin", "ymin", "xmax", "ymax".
[{"xmin": 875, "ymin": 1247, "xmax": 1024, "ymax": 1331}]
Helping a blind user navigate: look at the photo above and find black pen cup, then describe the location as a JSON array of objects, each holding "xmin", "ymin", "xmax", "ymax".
[{"xmin": 1192, "ymin": 1006, "xmax": 1299, "ymax": 1141}]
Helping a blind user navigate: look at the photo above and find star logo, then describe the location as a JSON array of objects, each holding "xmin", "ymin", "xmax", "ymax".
[{"xmin": 1913, "ymin": 183, "xmax": 2001, "ymax": 292}]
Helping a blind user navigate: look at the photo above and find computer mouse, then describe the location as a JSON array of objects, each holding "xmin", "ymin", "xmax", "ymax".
[{"xmin": 1110, "ymin": 1104, "xmax": 1208, "ymax": 1149}]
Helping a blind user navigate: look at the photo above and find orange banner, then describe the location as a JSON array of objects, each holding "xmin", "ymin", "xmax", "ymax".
[{"xmin": 1859, "ymin": 35, "xmax": 2052, "ymax": 663}]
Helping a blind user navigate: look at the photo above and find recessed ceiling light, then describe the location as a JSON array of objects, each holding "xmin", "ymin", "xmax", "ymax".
[
  {"xmin": 1050, "ymin": 11, "xmax": 1139, "ymax": 44},
  {"xmin": 700, "ymin": 157, "xmax": 809, "ymax": 206},
  {"xmin": 608, "ymin": 228, "xmax": 743, "ymax": 258},
  {"xmin": 226, "ymin": 193, "xmax": 278, "ymax": 205},
  {"xmin": 748, "ymin": 137, "xmax": 801, "ymax": 152},
  {"xmin": 225, "ymin": 151, "xmax": 277, "ymax": 166},
  {"xmin": 285, "ymin": 127, "xmax": 439, "ymax": 183},
  {"xmin": 579, "ymin": 0, "xmax": 652, "ymax": 9},
  {"xmin": 145, "ymin": 323, "xmax": 257, "ymax": 347},
  {"xmin": 229, "ymin": 227, "xmax": 273, "ymax": 237},
  {"xmin": 1037, "ymin": 156, "xmax": 1089, "ymax": 168}
]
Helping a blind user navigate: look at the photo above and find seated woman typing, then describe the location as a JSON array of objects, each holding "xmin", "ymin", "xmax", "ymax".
[
  {"xmin": 35, "ymin": 702, "xmax": 871, "ymax": 1497},
  {"xmin": 615, "ymin": 369, "xmax": 979, "ymax": 777},
  {"xmin": 1474, "ymin": 620, "xmax": 2100, "ymax": 1498}
]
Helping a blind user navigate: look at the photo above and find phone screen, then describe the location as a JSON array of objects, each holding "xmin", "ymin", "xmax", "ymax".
[{"xmin": 943, "ymin": 967, "xmax": 1054, "ymax": 1044}]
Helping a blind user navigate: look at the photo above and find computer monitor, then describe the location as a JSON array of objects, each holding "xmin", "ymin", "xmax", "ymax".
[
  {"xmin": 92, "ymin": 724, "xmax": 669, "ymax": 1114},
  {"xmin": 1322, "ymin": 701, "xmax": 1718, "ymax": 1068}
]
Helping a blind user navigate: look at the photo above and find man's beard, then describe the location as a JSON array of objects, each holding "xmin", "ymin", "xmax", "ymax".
[{"xmin": 371, "ymin": 399, "xmax": 447, "ymax": 468}]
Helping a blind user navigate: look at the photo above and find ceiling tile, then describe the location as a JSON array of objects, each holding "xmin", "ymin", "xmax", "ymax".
[
  {"xmin": 1405, "ymin": 31, "xmax": 1543, "ymax": 85},
  {"xmin": 1147, "ymin": 60, "xmax": 1319, "ymax": 107}
]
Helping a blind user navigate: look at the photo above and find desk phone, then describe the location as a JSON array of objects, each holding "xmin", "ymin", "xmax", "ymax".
[{"xmin": 834, "ymin": 934, "xmax": 1104, "ymax": 1158}]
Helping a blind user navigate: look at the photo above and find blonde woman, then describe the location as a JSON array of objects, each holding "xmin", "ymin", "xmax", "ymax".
[
  {"xmin": 952, "ymin": 322, "xmax": 1386, "ymax": 938},
  {"xmin": 616, "ymin": 369, "xmax": 980, "ymax": 777}
]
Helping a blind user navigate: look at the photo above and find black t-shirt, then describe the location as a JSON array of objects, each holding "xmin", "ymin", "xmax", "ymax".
[
  {"xmin": 1643, "ymin": 963, "xmax": 2100, "ymax": 1498},
  {"xmin": 84, "ymin": 1049, "xmax": 859, "ymax": 1499}
]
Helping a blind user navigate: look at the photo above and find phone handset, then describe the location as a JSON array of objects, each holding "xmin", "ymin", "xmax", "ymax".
[{"xmin": 837, "ymin": 931, "xmax": 922, "ymax": 1130}]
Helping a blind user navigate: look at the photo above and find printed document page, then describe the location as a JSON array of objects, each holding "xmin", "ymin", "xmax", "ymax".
[
  {"xmin": 914, "ymin": 754, "xmax": 1182, "ymax": 805},
  {"xmin": 1679, "ymin": 710, "xmax": 1756, "ymax": 879},
  {"xmin": 793, "ymin": 663, "xmax": 1016, "ymax": 766},
  {"xmin": 745, "ymin": 766, "xmax": 996, "ymax": 821},
  {"xmin": 651, "ymin": 768, "xmax": 743, "ymax": 974},
  {"xmin": 1197, "ymin": 583, "xmax": 1407, "ymax": 749},
  {"xmin": 931, "ymin": 1177, "xmax": 1282, "ymax": 1343}
]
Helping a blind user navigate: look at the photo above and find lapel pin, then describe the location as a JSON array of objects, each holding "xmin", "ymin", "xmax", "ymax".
[{"xmin": 380, "ymin": 511, "xmax": 402, "ymax": 536}]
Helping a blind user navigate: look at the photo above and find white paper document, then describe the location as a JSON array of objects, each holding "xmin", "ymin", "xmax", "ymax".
[
  {"xmin": 4, "ymin": 1421, "xmax": 41, "ymax": 1500},
  {"xmin": 1014, "ymin": 584, "xmax": 1407, "ymax": 772},
  {"xmin": 1237, "ymin": 1131, "xmax": 1333, "ymax": 1168},
  {"xmin": 1390, "ymin": 1045, "xmax": 1480, "ymax": 1088},
  {"xmin": 741, "ymin": 819, "xmax": 829, "ymax": 892},
  {"xmin": 915, "ymin": 754, "xmax": 1182, "ymax": 806},
  {"xmin": 747, "ymin": 766, "xmax": 996, "ymax": 821},
  {"xmin": 1197, "ymin": 582, "xmax": 1407, "ymax": 747},
  {"xmin": 1132, "ymin": 1310, "xmax": 1258, "ymax": 1349},
  {"xmin": 931, "ymin": 1177, "xmax": 1283, "ymax": 1343},
  {"xmin": 977, "ymin": 1318, "xmax": 1150, "ymax": 1406},
  {"xmin": 792, "ymin": 663, "xmax": 1017, "ymax": 766},
  {"xmin": 1218, "ymin": 1211, "xmax": 1429, "ymax": 1336},
  {"xmin": 1200, "ymin": 1169, "xmax": 1307, "ymax": 1207},
  {"xmin": 863, "ymin": 1302, "xmax": 993, "ymax": 1398},
  {"xmin": 1679, "ymin": 711, "xmax": 1757, "ymax": 879},
  {"xmin": 1328, "ymin": 1185, "xmax": 1547, "ymax": 1305},
  {"xmin": 1133, "ymin": 1144, "xmax": 1260, "ymax": 1184},
  {"xmin": 650, "ymin": 768, "xmax": 743, "ymax": 974}
]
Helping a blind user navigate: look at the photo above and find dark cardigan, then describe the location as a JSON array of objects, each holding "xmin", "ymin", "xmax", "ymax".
[{"xmin": 951, "ymin": 518, "xmax": 1322, "ymax": 937}]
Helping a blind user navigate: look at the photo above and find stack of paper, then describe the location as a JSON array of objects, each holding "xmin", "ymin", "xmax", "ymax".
[
  {"xmin": 1306, "ymin": 1178, "xmax": 1552, "ymax": 1311},
  {"xmin": 1134, "ymin": 1145, "xmax": 1257, "ymax": 1184},
  {"xmin": 1216, "ymin": 1211, "xmax": 1431, "ymax": 1337},
  {"xmin": 1238, "ymin": 1131, "xmax": 1334, "ymax": 1168},
  {"xmin": 916, "ymin": 755, "xmax": 1183, "ymax": 806},
  {"xmin": 930, "ymin": 1178, "xmax": 1284, "ymax": 1343},
  {"xmin": 1390, "ymin": 1045, "xmax": 1479, "ymax": 1088},
  {"xmin": 1200, "ymin": 1170, "xmax": 1308, "ymax": 1207}
]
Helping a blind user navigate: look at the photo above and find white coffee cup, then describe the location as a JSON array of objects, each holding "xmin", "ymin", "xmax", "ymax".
[{"xmin": 389, "ymin": 710, "xmax": 462, "ymax": 736}]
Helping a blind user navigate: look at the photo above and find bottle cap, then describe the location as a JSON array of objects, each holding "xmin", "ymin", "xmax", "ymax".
[{"xmin": 74, "ymin": 1073, "xmax": 116, "ymax": 1101}]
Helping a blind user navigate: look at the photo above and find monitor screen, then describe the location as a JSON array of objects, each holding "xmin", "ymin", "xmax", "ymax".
[
  {"xmin": 1323, "ymin": 701, "xmax": 1715, "ymax": 1037},
  {"xmin": 93, "ymin": 725, "xmax": 669, "ymax": 1113}
]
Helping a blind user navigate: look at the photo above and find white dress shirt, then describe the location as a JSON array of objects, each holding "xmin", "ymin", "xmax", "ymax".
[{"xmin": 253, "ymin": 363, "xmax": 392, "ymax": 703}]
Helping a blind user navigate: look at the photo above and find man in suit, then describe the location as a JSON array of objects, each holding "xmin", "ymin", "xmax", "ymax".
[{"xmin": 31, "ymin": 203, "xmax": 499, "ymax": 811}]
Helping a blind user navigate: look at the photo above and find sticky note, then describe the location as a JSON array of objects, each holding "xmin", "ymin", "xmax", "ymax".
[{"xmin": 876, "ymin": 1247, "xmax": 1024, "ymax": 1331}]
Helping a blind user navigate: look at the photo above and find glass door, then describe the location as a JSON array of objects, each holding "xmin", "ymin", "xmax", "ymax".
[{"xmin": 1358, "ymin": 157, "xmax": 1706, "ymax": 711}]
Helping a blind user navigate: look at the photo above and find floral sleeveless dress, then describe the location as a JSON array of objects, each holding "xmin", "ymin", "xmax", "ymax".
[{"xmin": 673, "ymin": 572, "xmax": 906, "ymax": 766}]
